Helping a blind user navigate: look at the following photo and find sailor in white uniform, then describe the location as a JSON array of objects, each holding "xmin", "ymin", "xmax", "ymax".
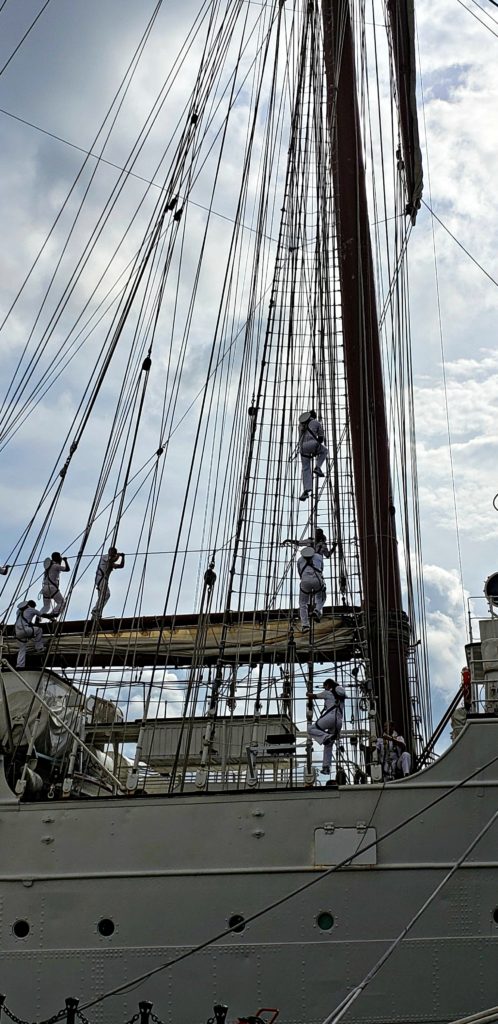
[
  {"xmin": 40, "ymin": 551, "xmax": 70, "ymax": 616},
  {"xmin": 298, "ymin": 409, "xmax": 328, "ymax": 501},
  {"xmin": 376, "ymin": 722, "xmax": 411, "ymax": 778},
  {"xmin": 393, "ymin": 732, "xmax": 411, "ymax": 777},
  {"xmin": 15, "ymin": 600, "xmax": 46, "ymax": 668},
  {"xmin": 281, "ymin": 527, "xmax": 334, "ymax": 559},
  {"xmin": 297, "ymin": 545, "xmax": 326, "ymax": 628},
  {"xmin": 91, "ymin": 546, "xmax": 125, "ymax": 618},
  {"xmin": 307, "ymin": 678, "xmax": 346, "ymax": 774}
]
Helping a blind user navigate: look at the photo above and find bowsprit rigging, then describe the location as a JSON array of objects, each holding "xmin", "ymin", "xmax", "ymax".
[{"xmin": 0, "ymin": 0, "xmax": 431, "ymax": 801}]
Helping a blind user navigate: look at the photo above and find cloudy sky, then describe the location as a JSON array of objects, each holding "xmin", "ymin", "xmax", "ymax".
[{"xmin": 1, "ymin": 0, "xmax": 498, "ymax": 735}]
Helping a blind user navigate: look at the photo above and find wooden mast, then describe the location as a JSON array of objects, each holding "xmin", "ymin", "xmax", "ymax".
[{"xmin": 320, "ymin": 0, "xmax": 412, "ymax": 742}]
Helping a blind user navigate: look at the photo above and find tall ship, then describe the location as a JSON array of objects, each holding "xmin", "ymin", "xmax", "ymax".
[{"xmin": 0, "ymin": 1, "xmax": 497, "ymax": 1022}]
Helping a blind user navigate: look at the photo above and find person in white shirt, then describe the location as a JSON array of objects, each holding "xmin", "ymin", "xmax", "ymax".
[
  {"xmin": 15, "ymin": 600, "xmax": 48, "ymax": 668},
  {"xmin": 298, "ymin": 410, "xmax": 328, "ymax": 501},
  {"xmin": 307, "ymin": 678, "xmax": 346, "ymax": 774},
  {"xmin": 375, "ymin": 721, "xmax": 411, "ymax": 779},
  {"xmin": 91, "ymin": 547, "xmax": 125, "ymax": 618},
  {"xmin": 281, "ymin": 527, "xmax": 334, "ymax": 559},
  {"xmin": 297, "ymin": 546, "xmax": 326, "ymax": 629},
  {"xmin": 40, "ymin": 551, "xmax": 70, "ymax": 616}
]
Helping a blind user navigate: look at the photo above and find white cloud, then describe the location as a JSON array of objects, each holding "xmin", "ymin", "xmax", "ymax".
[
  {"xmin": 1, "ymin": 0, "xmax": 498, "ymax": 752},
  {"xmin": 423, "ymin": 564, "xmax": 470, "ymax": 703}
]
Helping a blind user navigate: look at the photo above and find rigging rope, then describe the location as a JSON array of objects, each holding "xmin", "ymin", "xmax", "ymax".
[
  {"xmin": 0, "ymin": 0, "xmax": 53, "ymax": 78},
  {"xmin": 76, "ymin": 741, "xmax": 498, "ymax": 1013},
  {"xmin": 0, "ymin": 0, "xmax": 436, "ymax": 784},
  {"xmin": 321, "ymin": 797, "xmax": 498, "ymax": 1024},
  {"xmin": 417, "ymin": 28, "xmax": 468, "ymax": 642},
  {"xmin": 0, "ymin": 0, "xmax": 166, "ymax": 430}
]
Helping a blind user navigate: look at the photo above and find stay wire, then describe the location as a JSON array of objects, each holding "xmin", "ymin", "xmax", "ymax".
[
  {"xmin": 28, "ymin": 228, "xmax": 162, "ymax": 655},
  {"xmin": 417, "ymin": 29, "xmax": 468, "ymax": 638},
  {"xmin": 0, "ymin": 0, "xmax": 240, "ymax": 456},
  {"xmin": 0, "ymin": 4, "xmax": 280, "ymax": 454},
  {"xmin": 422, "ymin": 199, "xmax": 498, "ymax": 289},
  {"xmin": 0, "ymin": 1, "xmax": 165, "ymax": 424},
  {"xmin": 454, "ymin": 0, "xmax": 498, "ymax": 35},
  {"xmin": 0, "ymin": 0, "xmax": 52, "ymax": 77},
  {"xmin": 145, "ymin": 0, "xmax": 280, "ymax": 695},
  {"xmin": 321, "ymin": 796, "xmax": 498, "ymax": 1024},
  {"xmin": 51, "ymin": 2, "xmax": 257, "ymax": 688},
  {"xmin": 0, "ymin": 102, "xmax": 278, "ymax": 237},
  {"xmin": 467, "ymin": 0, "xmax": 498, "ymax": 25},
  {"xmin": 0, "ymin": 1, "xmax": 273, "ymax": 452},
  {"xmin": 79, "ymin": 743, "xmax": 498, "ymax": 1013},
  {"xmin": 147, "ymin": 2, "xmax": 261, "ymax": 609}
]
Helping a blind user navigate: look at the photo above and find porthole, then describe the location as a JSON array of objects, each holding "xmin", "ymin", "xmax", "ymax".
[
  {"xmin": 13, "ymin": 919, "xmax": 30, "ymax": 938},
  {"xmin": 493, "ymin": 907, "xmax": 498, "ymax": 924},
  {"xmin": 228, "ymin": 913, "xmax": 246, "ymax": 933},
  {"xmin": 97, "ymin": 918, "xmax": 115, "ymax": 936},
  {"xmin": 316, "ymin": 911, "xmax": 334, "ymax": 931}
]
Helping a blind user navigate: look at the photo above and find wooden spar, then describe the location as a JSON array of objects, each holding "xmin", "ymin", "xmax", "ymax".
[
  {"xmin": 2, "ymin": 607, "xmax": 361, "ymax": 670},
  {"xmin": 386, "ymin": 0, "xmax": 423, "ymax": 221},
  {"xmin": 320, "ymin": 0, "xmax": 412, "ymax": 742}
]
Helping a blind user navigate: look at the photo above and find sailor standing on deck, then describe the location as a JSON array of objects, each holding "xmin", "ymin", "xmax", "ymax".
[
  {"xmin": 299, "ymin": 409, "xmax": 328, "ymax": 501},
  {"xmin": 15, "ymin": 600, "xmax": 50, "ymax": 668},
  {"xmin": 91, "ymin": 546, "xmax": 125, "ymax": 618},
  {"xmin": 297, "ymin": 545, "xmax": 326, "ymax": 629},
  {"xmin": 307, "ymin": 678, "xmax": 346, "ymax": 775},
  {"xmin": 40, "ymin": 551, "xmax": 70, "ymax": 617}
]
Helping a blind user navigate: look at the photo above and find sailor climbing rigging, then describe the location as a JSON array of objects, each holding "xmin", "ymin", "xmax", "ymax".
[
  {"xmin": 297, "ymin": 545, "xmax": 326, "ymax": 629},
  {"xmin": 40, "ymin": 551, "xmax": 70, "ymax": 617},
  {"xmin": 298, "ymin": 409, "xmax": 328, "ymax": 501},
  {"xmin": 307, "ymin": 678, "xmax": 346, "ymax": 775},
  {"xmin": 15, "ymin": 599, "xmax": 50, "ymax": 668},
  {"xmin": 91, "ymin": 546, "xmax": 125, "ymax": 619},
  {"xmin": 282, "ymin": 528, "xmax": 334, "ymax": 558}
]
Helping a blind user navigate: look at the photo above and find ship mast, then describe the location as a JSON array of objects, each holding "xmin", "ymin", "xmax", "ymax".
[{"xmin": 320, "ymin": 0, "xmax": 414, "ymax": 743}]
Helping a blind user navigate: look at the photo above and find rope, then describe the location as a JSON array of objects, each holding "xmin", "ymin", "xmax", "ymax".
[
  {"xmin": 78, "ymin": 741, "xmax": 498, "ymax": 1013},
  {"xmin": 320, "ymin": 798, "xmax": 498, "ymax": 1024},
  {"xmin": 417, "ymin": 31, "xmax": 468, "ymax": 642},
  {"xmin": 0, "ymin": 0, "xmax": 53, "ymax": 77}
]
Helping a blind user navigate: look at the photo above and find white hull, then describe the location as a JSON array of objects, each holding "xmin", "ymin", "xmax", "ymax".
[{"xmin": 1, "ymin": 718, "xmax": 497, "ymax": 1024}]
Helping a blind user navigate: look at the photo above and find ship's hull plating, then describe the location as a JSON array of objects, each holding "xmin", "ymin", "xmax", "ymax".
[{"xmin": 1, "ymin": 719, "xmax": 497, "ymax": 1024}]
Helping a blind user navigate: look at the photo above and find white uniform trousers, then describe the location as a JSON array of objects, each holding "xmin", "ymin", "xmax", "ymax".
[
  {"xmin": 16, "ymin": 626, "xmax": 44, "ymax": 668},
  {"xmin": 92, "ymin": 580, "xmax": 110, "ymax": 617},
  {"xmin": 41, "ymin": 586, "xmax": 64, "ymax": 616},
  {"xmin": 300, "ymin": 440, "xmax": 328, "ymax": 492},
  {"xmin": 397, "ymin": 751, "xmax": 411, "ymax": 776},
  {"xmin": 308, "ymin": 709, "xmax": 343, "ymax": 768},
  {"xmin": 377, "ymin": 741, "xmax": 411, "ymax": 779},
  {"xmin": 299, "ymin": 577, "xmax": 325, "ymax": 627}
]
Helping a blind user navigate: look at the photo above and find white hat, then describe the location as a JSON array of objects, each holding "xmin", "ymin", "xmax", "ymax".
[
  {"xmin": 299, "ymin": 411, "xmax": 312, "ymax": 425},
  {"xmin": 300, "ymin": 546, "xmax": 315, "ymax": 558}
]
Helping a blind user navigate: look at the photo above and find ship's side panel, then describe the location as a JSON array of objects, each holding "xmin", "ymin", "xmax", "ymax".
[{"xmin": 0, "ymin": 722, "xmax": 497, "ymax": 1023}]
